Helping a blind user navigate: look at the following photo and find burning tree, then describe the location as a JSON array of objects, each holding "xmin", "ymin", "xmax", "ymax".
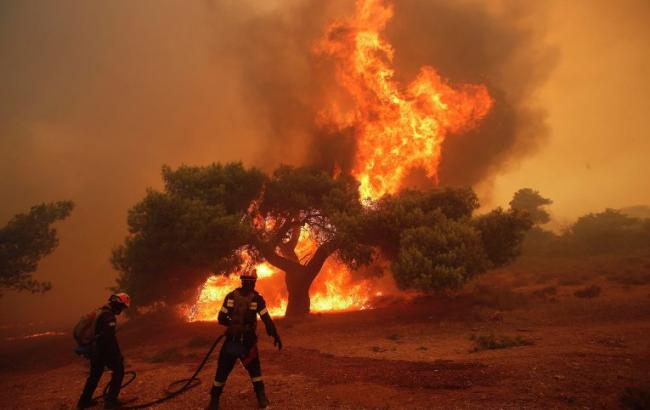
[
  {"xmin": 112, "ymin": 163, "xmax": 370, "ymax": 316},
  {"xmin": 113, "ymin": 0, "xmax": 533, "ymax": 317},
  {"xmin": 112, "ymin": 162, "xmax": 531, "ymax": 317}
]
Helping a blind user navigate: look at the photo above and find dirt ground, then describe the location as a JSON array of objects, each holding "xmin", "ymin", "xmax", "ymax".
[{"xmin": 1, "ymin": 253, "xmax": 650, "ymax": 409}]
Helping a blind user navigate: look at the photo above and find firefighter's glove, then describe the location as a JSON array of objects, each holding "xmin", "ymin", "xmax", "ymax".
[{"xmin": 273, "ymin": 334, "xmax": 283, "ymax": 350}]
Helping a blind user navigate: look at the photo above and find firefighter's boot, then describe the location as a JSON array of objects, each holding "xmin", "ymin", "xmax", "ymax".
[
  {"xmin": 206, "ymin": 393, "xmax": 220, "ymax": 410},
  {"xmin": 255, "ymin": 389, "xmax": 269, "ymax": 408}
]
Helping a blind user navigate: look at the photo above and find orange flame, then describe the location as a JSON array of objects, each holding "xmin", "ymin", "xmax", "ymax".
[
  {"xmin": 188, "ymin": 0, "xmax": 492, "ymax": 320},
  {"xmin": 317, "ymin": 0, "xmax": 493, "ymax": 200},
  {"xmin": 187, "ymin": 233, "xmax": 379, "ymax": 321}
]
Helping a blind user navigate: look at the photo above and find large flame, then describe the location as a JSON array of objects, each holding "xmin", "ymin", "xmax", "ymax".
[
  {"xmin": 187, "ymin": 234, "xmax": 378, "ymax": 321},
  {"xmin": 317, "ymin": 0, "xmax": 493, "ymax": 200},
  {"xmin": 188, "ymin": 0, "xmax": 492, "ymax": 320}
]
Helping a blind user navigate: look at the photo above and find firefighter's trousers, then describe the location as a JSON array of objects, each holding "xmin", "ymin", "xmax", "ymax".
[
  {"xmin": 211, "ymin": 338, "xmax": 264, "ymax": 396},
  {"xmin": 80, "ymin": 351, "xmax": 124, "ymax": 402}
]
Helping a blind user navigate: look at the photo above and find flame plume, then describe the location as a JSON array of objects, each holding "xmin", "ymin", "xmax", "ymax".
[
  {"xmin": 188, "ymin": 0, "xmax": 493, "ymax": 320},
  {"xmin": 317, "ymin": 0, "xmax": 493, "ymax": 200}
]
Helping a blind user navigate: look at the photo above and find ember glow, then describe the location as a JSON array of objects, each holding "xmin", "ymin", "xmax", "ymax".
[
  {"xmin": 317, "ymin": 0, "xmax": 493, "ymax": 200},
  {"xmin": 4, "ymin": 331, "xmax": 66, "ymax": 341},
  {"xmin": 188, "ymin": 0, "xmax": 493, "ymax": 320}
]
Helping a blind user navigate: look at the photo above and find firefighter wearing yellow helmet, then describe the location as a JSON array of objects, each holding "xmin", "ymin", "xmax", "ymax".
[
  {"xmin": 206, "ymin": 269, "xmax": 282, "ymax": 410},
  {"xmin": 76, "ymin": 292, "xmax": 130, "ymax": 409}
]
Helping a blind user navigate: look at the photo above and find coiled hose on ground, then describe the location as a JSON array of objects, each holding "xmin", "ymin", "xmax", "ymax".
[{"xmin": 97, "ymin": 333, "xmax": 226, "ymax": 409}]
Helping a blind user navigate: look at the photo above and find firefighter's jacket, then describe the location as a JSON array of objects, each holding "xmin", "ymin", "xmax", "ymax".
[
  {"xmin": 94, "ymin": 306, "xmax": 122, "ymax": 359},
  {"xmin": 218, "ymin": 288, "xmax": 278, "ymax": 343}
]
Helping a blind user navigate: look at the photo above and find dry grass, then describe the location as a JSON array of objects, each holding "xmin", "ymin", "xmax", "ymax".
[
  {"xmin": 186, "ymin": 335, "xmax": 212, "ymax": 348},
  {"xmin": 147, "ymin": 347, "xmax": 183, "ymax": 363},
  {"xmin": 470, "ymin": 285, "xmax": 528, "ymax": 311},
  {"xmin": 530, "ymin": 286, "xmax": 557, "ymax": 301},
  {"xmin": 620, "ymin": 385, "xmax": 650, "ymax": 410},
  {"xmin": 469, "ymin": 333, "xmax": 533, "ymax": 352}
]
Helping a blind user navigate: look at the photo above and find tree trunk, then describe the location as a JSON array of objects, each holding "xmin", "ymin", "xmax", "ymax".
[
  {"xmin": 257, "ymin": 229, "xmax": 336, "ymax": 318},
  {"xmin": 284, "ymin": 268, "xmax": 316, "ymax": 318}
]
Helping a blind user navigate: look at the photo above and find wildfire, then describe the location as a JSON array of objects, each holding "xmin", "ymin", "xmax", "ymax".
[
  {"xmin": 188, "ymin": 0, "xmax": 493, "ymax": 320},
  {"xmin": 188, "ymin": 234, "xmax": 378, "ymax": 321},
  {"xmin": 317, "ymin": 0, "xmax": 493, "ymax": 200}
]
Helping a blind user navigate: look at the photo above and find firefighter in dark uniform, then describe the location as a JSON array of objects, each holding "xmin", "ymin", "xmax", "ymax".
[
  {"xmin": 207, "ymin": 270, "xmax": 282, "ymax": 410},
  {"xmin": 77, "ymin": 293, "xmax": 130, "ymax": 409}
]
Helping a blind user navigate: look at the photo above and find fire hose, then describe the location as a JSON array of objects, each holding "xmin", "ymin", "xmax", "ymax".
[{"xmin": 96, "ymin": 332, "xmax": 226, "ymax": 409}]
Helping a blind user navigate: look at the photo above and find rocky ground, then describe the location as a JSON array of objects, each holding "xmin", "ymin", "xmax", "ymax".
[{"xmin": 1, "ymin": 253, "xmax": 650, "ymax": 409}]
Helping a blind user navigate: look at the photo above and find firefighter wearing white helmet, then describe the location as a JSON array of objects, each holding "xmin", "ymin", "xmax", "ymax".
[
  {"xmin": 206, "ymin": 269, "xmax": 282, "ymax": 410},
  {"xmin": 77, "ymin": 293, "xmax": 130, "ymax": 409}
]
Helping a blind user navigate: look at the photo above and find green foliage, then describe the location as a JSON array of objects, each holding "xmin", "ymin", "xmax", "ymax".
[
  {"xmin": 113, "ymin": 163, "xmax": 369, "ymax": 309},
  {"xmin": 364, "ymin": 187, "xmax": 479, "ymax": 260},
  {"xmin": 260, "ymin": 166, "xmax": 368, "ymax": 262},
  {"xmin": 473, "ymin": 208, "xmax": 533, "ymax": 267},
  {"xmin": 521, "ymin": 226, "xmax": 561, "ymax": 255},
  {"xmin": 394, "ymin": 218, "xmax": 489, "ymax": 292},
  {"xmin": 0, "ymin": 201, "xmax": 74, "ymax": 293},
  {"xmin": 162, "ymin": 163, "xmax": 266, "ymax": 213},
  {"xmin": 509, "ymin": 188, "xmax": 552, "ymax": 225},
  {"xmin": 0, "ymin": 201, "xmax": 74, "ymax": 295},
  {"xmin": 114, "ymin": 164, "xmax": 533, "ymax": 309},
  {"xmin": 261, "ymin": 165, "xmax": 360, "ymax": 219},
  {"xmin": 524, "ymin": 208, "xmax": 650, "ymax": 256},
  {"xmin": 365, "ymin": 188, "xmax": 530, "ymax": 293},
  {"xmin": 112, "ymin": 163, "xmax": 262, "ymax": 307},
  {"xmin": 569, "ymin": 209, "xmax": 650, "ymax": 253},
  {"xmin": 470, "ymin": 333, "xmax": 533, "ymax": 352}
]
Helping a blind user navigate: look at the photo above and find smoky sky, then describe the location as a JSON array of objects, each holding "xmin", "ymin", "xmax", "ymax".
[
  {"xmin": 2, "ymin": 0, "xmax": 646, "ymax": 327},
  {"xmin": 206, "ymin": 0, "xmax": 557, "ymax": 185}
]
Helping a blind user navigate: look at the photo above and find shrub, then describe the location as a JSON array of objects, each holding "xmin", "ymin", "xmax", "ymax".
[{"xmin": 574, "ymin": 285, "xmax": 601, "ymax": 298}]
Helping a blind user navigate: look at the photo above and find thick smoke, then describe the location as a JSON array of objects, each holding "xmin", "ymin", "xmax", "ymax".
[
  {"xmin": 387, "ymin": 1, "xmax": 557, "ymax": 187},
  {"xmin": 0, "ymin": 0, "xmax": 555, "ymax": 326},
  {"xmin": 209, "ymin": 1, "xmax": 557, "ymax": 185}
]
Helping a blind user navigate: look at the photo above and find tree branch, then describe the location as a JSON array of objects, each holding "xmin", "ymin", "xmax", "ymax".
[
  {"xmin": 279, "ymin": 225, "xmax": 301, "ymax": 260},
  {"xmin": 305, "ymin": 241, "xmax": 338, "ymax": 277},
  {"xmin": 259, "ymin": 243, "xmax": 305, "ymax": 274}
]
